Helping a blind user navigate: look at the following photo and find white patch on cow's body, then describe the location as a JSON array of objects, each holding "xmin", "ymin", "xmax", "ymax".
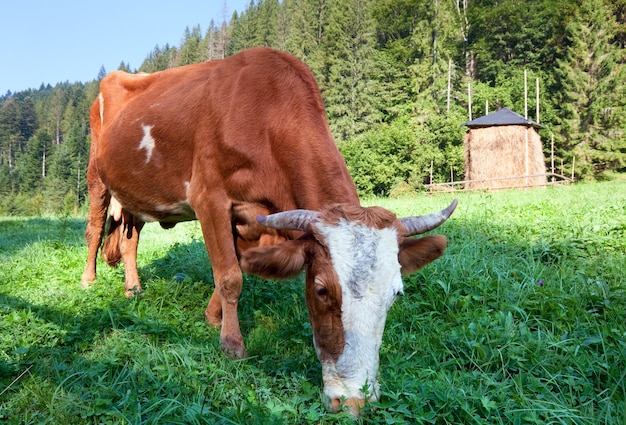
[
  {"xmin": 138, "ymin": 124, "xmax": 156, "ymax": 162},
  {"xmin": 315, "ymin": 220, "xmax": 403, "ymax": 404}
]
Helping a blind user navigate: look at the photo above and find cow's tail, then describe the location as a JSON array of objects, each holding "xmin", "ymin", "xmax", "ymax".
[{"xmin": 102, "ymin": 215, "xmax": 123, "ymax": 267}]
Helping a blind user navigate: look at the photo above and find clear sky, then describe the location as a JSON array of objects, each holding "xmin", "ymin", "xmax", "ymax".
[{"xmin": 0, "ymin": 0, "xmax": 249, "ymax": 95}]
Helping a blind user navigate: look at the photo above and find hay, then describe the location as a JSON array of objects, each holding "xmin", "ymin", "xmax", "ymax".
[{"xmin": 464, "ymin": 125, "xmax": 547, "ymax": 190}]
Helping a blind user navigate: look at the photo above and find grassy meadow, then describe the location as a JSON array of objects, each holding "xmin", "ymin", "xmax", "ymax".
[{"xmin": 0, "ymin": 180, "xmax": 625, "ymax": 424}]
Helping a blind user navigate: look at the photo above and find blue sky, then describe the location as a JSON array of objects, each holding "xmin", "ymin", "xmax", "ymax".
[{"xmin": 1, "ymin": 0, "xmax": 249, "ymax": 95}]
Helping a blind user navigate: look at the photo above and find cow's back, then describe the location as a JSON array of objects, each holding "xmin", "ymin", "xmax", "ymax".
[
  {"xmin": 196, "ymin": 48, "xmax": 358, "ymax": 212},
  {"xmin": 92, "ymin": 47, "xmax": 358, "ymax": 225}
]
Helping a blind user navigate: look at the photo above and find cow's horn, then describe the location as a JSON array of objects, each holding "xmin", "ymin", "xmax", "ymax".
[
  {"xmin": 256, "ymin": 210, "xmax": 320, "ymax": 232},
  {"xmin": 400, "ymin": 199, "xmax": 458, "ymax": 236}
]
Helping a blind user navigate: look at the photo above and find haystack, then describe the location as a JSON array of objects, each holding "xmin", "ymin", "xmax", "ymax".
[{"xmin": 462, "ymin": 107, "xmax": 547, "ymax": 190}]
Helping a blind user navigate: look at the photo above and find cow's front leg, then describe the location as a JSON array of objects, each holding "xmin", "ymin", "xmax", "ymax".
[
  {"xmin": 195, "ymin": 202, "xmax": 247, "ymax": 358},
  {"xmin": 212, "ymin": 264, "xmax": 246, "ymax": 358},
  {"xmin": 205, "ymin": 289, "xmax": 223, "ymax": 327}
]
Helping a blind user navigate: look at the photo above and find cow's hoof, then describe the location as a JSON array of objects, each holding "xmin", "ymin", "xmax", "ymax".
[
  {"xmin": 80, "ymin": 280, "xmax": 93, "ymax": 290},
  {"xmin": 220, "ymin": 337, "xmax": 248, "ymax": 359},
  {"xmin": 124, "ymin": 286, "xmax": 143, "ymax": 298}
]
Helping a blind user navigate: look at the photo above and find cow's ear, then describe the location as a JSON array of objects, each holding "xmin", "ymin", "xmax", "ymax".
[
  {"xmin": 398, "ymin": 235, "xmax": 448, "ymax": 275},
  {"xmin": 240, "ymin": 239, "xmax": 312, "ymax": 279}
]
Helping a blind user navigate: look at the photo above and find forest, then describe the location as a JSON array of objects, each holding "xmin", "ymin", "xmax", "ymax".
[{"xmin": 0, "ymin": 0, "xmax": 625, "ymax": 215}]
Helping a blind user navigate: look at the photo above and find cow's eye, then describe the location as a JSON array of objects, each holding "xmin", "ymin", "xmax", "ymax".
[{"xmin": 316, "ymin": 285, "xmax": 329, "ymax": 301}]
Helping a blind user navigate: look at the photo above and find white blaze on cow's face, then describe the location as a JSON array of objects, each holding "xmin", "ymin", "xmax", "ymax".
[{"xmin": 313, "ymin": 219, "xmax": 403, "ymax": 413}]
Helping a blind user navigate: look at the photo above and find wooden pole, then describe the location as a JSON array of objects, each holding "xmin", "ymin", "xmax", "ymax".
[
  {"xmin": 536, "ymin": 77, "xmax": 540, "ymax": 123},
  {"xmin": 524, "ymin": 69, "xmax": 528, "ymax": 119},
  {"xmin": 551, "ymin": 133, "xmax": 555, "ymax": 182},
  {"xmin": 468, "ymin": 83, "xmax": 472, "ymax": 120},
  {"xmin": 485, "ymin": 99, "xmax": 489, "ymax": 115},
  {"xmin": 525, "ymin": 127, "xmax": 529, "ymax": 186},
  {"xmin": 42, "ymin": 144, "xmax": 46, "ymax": 177},
  {"xmin": 571, "ymin": 157, "xmax": 575, "ymax": 181},
  {"xmin": 76, "ymin": 160, "xmax": 81, "ymax": 214},
  {"xmin": 447, "ymin": 58, "xmax": 452, "ymax": 113},
  {"xmin": 430, "ymin": 161, "xmax": 434, "ymax": 184},
  {"xmin": 430, "ymin": 161, "xmax": 434, "ymax": 194}
]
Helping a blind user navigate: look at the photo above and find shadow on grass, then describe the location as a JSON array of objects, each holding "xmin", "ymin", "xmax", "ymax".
[
  {"xmin": 0, "ymin": 225, "xmax": 319, "ymax": 422},
  {"xmin": 0, "ymin": 216, "xmax": 86, "ymax": 258}
]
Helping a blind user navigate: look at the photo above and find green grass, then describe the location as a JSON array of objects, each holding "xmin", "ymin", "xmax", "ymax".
[{"xmin": 1, "ymin": 180, "xmax": 625, "ymax": 424}]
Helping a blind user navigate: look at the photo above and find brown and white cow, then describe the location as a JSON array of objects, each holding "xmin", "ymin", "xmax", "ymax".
[{"xmin": 81, "ymin": 47, "xmax": 456, "ymax": 415}]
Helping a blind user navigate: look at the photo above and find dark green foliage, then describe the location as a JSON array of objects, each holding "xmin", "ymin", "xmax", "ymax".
[
  {"xmin": 0, "ymin": 0, "xmax": 625, "ymax": 208},
  {"xmin": 552, "ymin": 0, "xmax": 626, "ymax": 177},
  {"xmin": 340, "ymin": 113, "xmax": 465, "ymax": 196}
]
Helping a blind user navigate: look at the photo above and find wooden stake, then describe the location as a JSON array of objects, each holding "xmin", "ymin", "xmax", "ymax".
[
  {"xmin": 551, "ymin": 133, "xmax": 555, "ymax": 182},
  {"xmin": 430, "ymin": 161, "xmax": 434, "ymax": 185},
  {"xmin": 524, "ymin": 69, "xmax": 528, "ymax": 119},
  {"xmin": 468, "ymin": 83, "xmax": 472, "ymax": 121},
  {"xmin": 536, "ymin": 77, "xmax": 540, "ymax": 123},
  {"xmin": 447, "ymin": 58, "xmax": 452, "ymax": 113}
]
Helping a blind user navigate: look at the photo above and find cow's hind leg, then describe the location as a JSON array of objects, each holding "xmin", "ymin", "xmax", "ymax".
[
  {"xmin": 119, "ymin": 212, "xmax": 145, "ymax": 297},
  {"xmin": 101, "ymin": 210, "xmax": 145, "ymax": 297},
  {"xmin": 81, "ymin": 165, "xmax": 110, "ymax": 288}
]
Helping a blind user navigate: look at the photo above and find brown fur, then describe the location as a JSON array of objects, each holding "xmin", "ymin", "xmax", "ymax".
[
  {"xmin": 319, "ymin": 204, "xmax": 400, "ymax": 230},
  {"xmin": 83, "ymin": 47, "xmax": 358, "ymax": 358},
  {"xmin": 398, "ymin": 235, "xmax": 448, "ymax": 275}
]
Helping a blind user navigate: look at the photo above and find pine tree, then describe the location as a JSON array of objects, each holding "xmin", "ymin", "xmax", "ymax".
[
  {"xmin": 0, "ymin": 96, "xmax": 37, "ymax": 172},
  {"xmin": 97, "ymin": 65, "xmax": 107, "ymax": 81},
  {"xmin": 203, "ymin": 19, "xmax": 227, "ymax": 60},
  {"xmin": 468, "ymin": 0, "xmax": 571, "ymax": 83},
  {"xmin": 17, "ymin": 128, "xmax": 51, "ymax": 193},
  {"xmin": 118, "ymin": 61, "xmax": 131, "ymax": 72},
  {"xmin": 324, "ymin": 0, "xmax": 381, "ymax": 140},
  {"xmin": 256, "ymin": 0, "xmax": 280, "ymax": 47},
  {"xmin": 283, "ymin": 0, "xmax": 331, "ymax": 85},
  {"xmin": 410, "ymin": 0, "xmax": 467, "ymax": 115},
  {"xmin": 0, "ymin": 97, "xmax": 21, "ymax": 171},
  {"xmin": 554, "ymin": 0, "xmax": 626, "ymax": 177},
  {"xmin": 179, "ymin": 25, "xmax": 203, "ymax": 65},
  {"xmin": 229, "ymin": 2, "xmax": 259, "ymax": 52}
]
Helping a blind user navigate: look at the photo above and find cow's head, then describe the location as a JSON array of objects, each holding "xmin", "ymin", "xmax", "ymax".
[{"xmin": 239, "ymin": 200, "xmax": 457, "ymax": 416}]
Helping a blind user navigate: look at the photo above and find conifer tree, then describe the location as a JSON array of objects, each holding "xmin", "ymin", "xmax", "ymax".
[
  {"xmin": 255, "ymin": 0, "xmax": 280, "ymax": 47},
  {"xmin": 229, "ymin": 2, "xmax": 259, "ymax": 52},
  {"xmin": 324, "ymin": 0, "xmax": 381, "ymax": 140},
  {"xmin": 17, "ymin": 128, "xmax": 51, "ymax": 193},
  {"xmin": 179, "ymin": 25, "xmax": 203, "ymax": 65},
  {"xmin": 554, "ymin": 0, "xmax": 626, "ymax": 177},
  {"xmin": 283, "ymin": 0, "xmax": 331, "ymax": 86}
]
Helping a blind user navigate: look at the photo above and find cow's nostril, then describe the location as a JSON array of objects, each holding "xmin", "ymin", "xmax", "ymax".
[{"xmin": 329, "ymin": 397, "xmax": 342, "ymax": 412}]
